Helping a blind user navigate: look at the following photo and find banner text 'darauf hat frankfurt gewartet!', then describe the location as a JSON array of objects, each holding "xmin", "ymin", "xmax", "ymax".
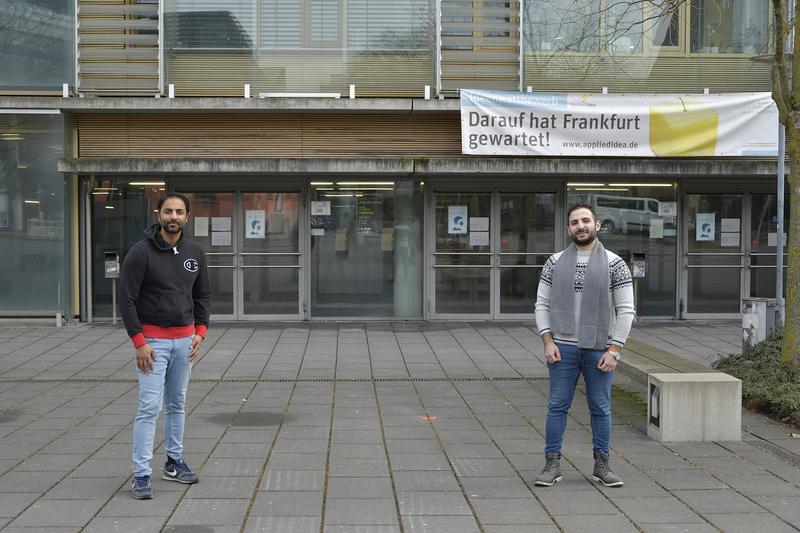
[{"xmin": 460, "ymin": 90, "xmax": 778, "ymax": 157}]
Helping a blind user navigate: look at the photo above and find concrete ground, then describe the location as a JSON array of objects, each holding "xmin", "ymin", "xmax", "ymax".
[{"xmin": 0, "ymin": 321, "xmax": 798, "ymax": 532}]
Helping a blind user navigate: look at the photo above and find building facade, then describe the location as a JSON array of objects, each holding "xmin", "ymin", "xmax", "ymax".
[{"xmin": 0, "ymin": 0, "xmax": 787, "ymax": 323}]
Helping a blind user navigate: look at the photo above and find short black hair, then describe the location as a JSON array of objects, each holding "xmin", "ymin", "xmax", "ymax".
[
  {"xmin": 157, "ymin": 193, "xmax": 190, "ymax": 213},
  {"xmin": 567, "ymin": 202, "xmax": 596, "ymax": 221}
]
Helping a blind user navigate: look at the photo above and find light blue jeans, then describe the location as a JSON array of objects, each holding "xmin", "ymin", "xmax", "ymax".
[
  {"xmin": 545, "ymin": 342, "xmax": 614, "ymax": 455},
  {"xmin": 132, "ymin": 336, "xmax": 192, "ymax": 477}
]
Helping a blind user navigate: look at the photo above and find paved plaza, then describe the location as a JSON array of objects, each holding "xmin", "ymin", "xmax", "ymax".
[{"xmin": 1, "ymin": 321, "xmax": 799, "ymax": 532}]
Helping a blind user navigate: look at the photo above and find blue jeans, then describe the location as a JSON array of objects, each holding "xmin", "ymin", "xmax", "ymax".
[
  {"xmin": 132, "ymin": 336, "xmax": 192, "ymax": 477},
  {"xmin": 545, "ymin": 342, "xmax": 614, "ymax": 455}
]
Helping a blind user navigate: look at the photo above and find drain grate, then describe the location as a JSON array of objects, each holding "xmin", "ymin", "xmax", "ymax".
[{"xmin": 749, "ymin": 438, "xmax": 800, "ymax": 468}]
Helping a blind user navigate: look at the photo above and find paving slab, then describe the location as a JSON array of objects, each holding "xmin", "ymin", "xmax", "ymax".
[{"xmin": 2, "ymin": 321, "xmax": 800, "ymax": 531}]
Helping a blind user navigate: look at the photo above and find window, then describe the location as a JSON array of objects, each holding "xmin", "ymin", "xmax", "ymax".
[
  {"xmin": 348, "ymin": 0, "xmax": 430, "ymax": 50},
  {"xmin": 690, "ymin": 0, "xmax": 769, "ymax": 54},
  {"xmin": 171, "ymin": 0, "xmax": 256, "ymax": 48},
  {"xmin": 524, "ymin": 0, "xmax": 601, "ymax": 53},
  {"xmin": 524, "ymin": 0, "xmax": 770, "ymax": 56},
  {"xmin": 0, "ymin": 0, "xmax": 74, "ymax": 90}
]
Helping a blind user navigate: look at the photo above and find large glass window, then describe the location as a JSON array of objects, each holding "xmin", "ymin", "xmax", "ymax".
[
  {"xmin": 523, "ymin": 0, "xmax": 772, "ymax": 92},
  {"xmin": 691, "ymin": 0, "xmax": 769, "ymax": 54},
  {"xmin": 310, "ymin": 180, "xmax": 423, "ymax": 317},
  {"xmin": 90, "ymin": 180, "xmax": 164, "ymax": 319},
  {"xmin": 164, "ymin": 0, "xmax": 434, "ymax": 96},
  {"xmin": 0, "ymin": 114, "xmax": 65, "ymax": 315},
  {"xmin": 524, "ymin": 0, "xmax": 601, "ymax": 53},
  {"xmin": 525, "ymin": 0, "xmax": 769, "ymax": 56},
  {"xmin": 568, "ymin": 182, "xmax": 678, "ymax": 317},
  {"xmin": 0, "ymin": 0, "xmax": 74, "ymax": 91}
]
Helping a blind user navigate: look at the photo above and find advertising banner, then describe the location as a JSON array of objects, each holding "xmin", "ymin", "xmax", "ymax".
[{"xmin": 460, "ymin": 90, "xmax": 778, "ymax": 157}]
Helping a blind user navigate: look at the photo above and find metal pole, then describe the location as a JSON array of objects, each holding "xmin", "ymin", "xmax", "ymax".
[{"xmin": 777, "ymin": 123, "xmax": 786, "ymax": 328}]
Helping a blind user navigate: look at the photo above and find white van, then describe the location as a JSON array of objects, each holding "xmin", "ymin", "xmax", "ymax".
[{"xmin": 589, "ymin": 194, "xmax": 659, "ymax": 234}]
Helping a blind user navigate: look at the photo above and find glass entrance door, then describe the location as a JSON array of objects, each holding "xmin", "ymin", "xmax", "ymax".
[
  {"xmin": 432, "ymin": 192, "xmax": 493, "ymax": 317},
  {"xmin": 182, "ymin": 190, "xmax": 302, "ymax": 320},
  {"xmin": 182, "ymin": 192, "xmax": 236, "ymax": 319},
  {"xmin": 309, "ymin": 181, "xmax": 424, "ymax": 318},
  {"xmin": 683, "ymin": 193, "xmax": 744, "ymax": 316},
  {"xmin": 497, "ymin": 192, "xmax": 556, "ymax": 316},
  {"xmin": 240, "ymin": 192, "xmax": 302, "ymax": 319},
  {"xmin": 750, "ymin": 193, "xmax": 789, "ymax": 299},
  {"xmin": 431, "ymin": 191, "xmax": 557, "ymax": 319}
]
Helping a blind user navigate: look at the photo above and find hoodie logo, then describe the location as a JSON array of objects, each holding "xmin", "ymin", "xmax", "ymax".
[{"xmin": 183, "ymin": 259, "xmax": 199, "ymax": 272}]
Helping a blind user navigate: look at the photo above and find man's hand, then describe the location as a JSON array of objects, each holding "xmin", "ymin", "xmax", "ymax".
[
  {"xmin": 544, "ymin": 341, "xmax": 561, "ymax": 364},
  {"xmin": 189, "ymin": 335, "xmax": 204, "ymax": 362},
  {"xmin": 135, "ymin": 344, "xmax": 156, "ymax": 373},
  {"xmin": 597, "ymin": 352, "xmax": 618, "ymax": 373}
]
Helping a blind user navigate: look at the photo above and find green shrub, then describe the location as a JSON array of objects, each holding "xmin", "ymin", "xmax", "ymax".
[{"xmin": 712, "ymin": 331, "xmax": 800, "ymax": 424}]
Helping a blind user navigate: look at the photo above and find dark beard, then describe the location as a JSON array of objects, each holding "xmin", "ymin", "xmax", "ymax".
[
  {"xmin": 570, "ymin": 232, "xmax": 596, "ymax": 245},
  {"xmin": 161, "ymin": 221, "xmax": 183, "ymax": 234}
]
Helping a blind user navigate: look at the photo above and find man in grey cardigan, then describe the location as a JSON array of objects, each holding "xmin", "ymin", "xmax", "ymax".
[{"xmin": 534, "ymin": 203, "xmax": 635, "ymax": 487}]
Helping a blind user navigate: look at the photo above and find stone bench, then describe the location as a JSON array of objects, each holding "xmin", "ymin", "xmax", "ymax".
[{"xmin": 617, "ymin": 339, "xmax": 742, "ymax": 442}]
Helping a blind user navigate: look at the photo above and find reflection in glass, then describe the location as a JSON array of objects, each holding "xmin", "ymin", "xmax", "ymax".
[
  {"xmin": 92, "ymin": 180, "xmax": 163, "ymax": 318},
  {"xmin": 0, "ymin": 114, "xmax": 65, "ymax": 314},
  {"xmin": 524, "ymin": 0, "xmax": 601, "ymax": 53},
  {"xmin": 690, "ymin": 0, "xmax": 768, "ymax": 54},
  {"xmin": 241, "ymin": 192, "xmax": 300, "ymax": 315},
  {"xmin": 652, "ymin": 9, "xmax": 680, "ymax": 47},
  {"xmin": 311, "ymin": 181, "xmax": 423, "ymax": 317},
  {"xmin": 181, "ymin": 192, "xmax": 235, "ymax": 316},
  {"xmin": 685, "ymin": 194, "xmax": 742, "ymax": 314},
  {"xmin": 750, "ymin": 193, "xmax": 789, "ymax": 298},
  {"xmin": 0, "ymin": 0, "xmax": 74, "ymax": 90},
  {"xmin": 164, "ymin": 0, "xmax": 434, "ymax": 95},
  {"xmin": 434, "ymin": 192, "xmax": 491, "ymax": 315},
  {"xmin": 499, "ymin": 193, "xmax": 555, "ymax": 314},
  {"xmin": 436, "ymin": 268, "xmax": 491, "ymax": 314},
  {"xmin": 568, "ymin": 184, "xmax": 678, "ymax": 316}
]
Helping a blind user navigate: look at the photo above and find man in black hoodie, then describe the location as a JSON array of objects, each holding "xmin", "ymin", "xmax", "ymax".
[{"xmin": 119, "ymin": 193, "xmax": 210, "ymax": 500}]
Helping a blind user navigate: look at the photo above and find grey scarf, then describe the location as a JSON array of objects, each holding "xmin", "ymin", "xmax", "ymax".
[{"xmin": 550, "ymin": 240, "xmax": 610, "ymax": 349}]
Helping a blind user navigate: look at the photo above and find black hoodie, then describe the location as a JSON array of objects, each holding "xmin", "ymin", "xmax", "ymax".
[{"xmin": 119, "ymin": 224, "xmax": 210, "ymax": 346}]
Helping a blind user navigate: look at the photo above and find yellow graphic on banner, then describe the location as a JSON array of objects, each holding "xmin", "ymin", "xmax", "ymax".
[{"xmin": 649, "ymin": 98, "xmax": 719, "ymax": 156}]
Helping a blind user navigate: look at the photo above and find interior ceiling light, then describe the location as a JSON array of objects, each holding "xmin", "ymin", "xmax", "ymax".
[
  {"xmin": 24, "ymin": 199, "xmax": 40, "ymax": 204},
  {"xmin": 91, "ymin": 191, "xmax": 111, "ymax": 195},
  {"xmin": 336, "ymin": 181, "xmax": 394, "ymax": 186},
  {"xmin": 337, "ymin": 187, "xmax": 394, "ymax": 191},
  {"xmin": 607, "ymin": 183, "xmax": 674, "ymax": 187},
  {"xmin": 128, "ymin": 181, "xmax": 166, "ymax": 186},
  {"xmin": 93, "ymin": 187, "xmax": 118, "ymax": 191},
  {"xmin": 0, "ymin": 134, "xmax": 24, "ymax": 141},
  {"xmin": 105, "ymin": 205, "xmax": 115, "ymax": 209},
  {"xmin": 574, "ymin": 187, "xmax": 629, "ymax": 191},
  {"xmin": 310, "ymin": 181, "xmax": 333, "ymax": 186},
  {"xmin": 567, "ymin": 182, "xmax": 605, "ymax": 187},
  {"xmin": 324, "ymin": 193, "xmax": 354, "ymax": 197}
]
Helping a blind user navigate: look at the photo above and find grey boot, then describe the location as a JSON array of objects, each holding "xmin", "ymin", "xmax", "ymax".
[
  {"xmin": 534, "ymin": 453, "xmax": 562, "ymax": 486},
  {"xmin": 592, "ymin": 452, "xmax": 623, "ymax": 487}
]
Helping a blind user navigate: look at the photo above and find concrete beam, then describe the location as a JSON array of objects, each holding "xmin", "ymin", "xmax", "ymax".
[
  {"xmin": 415, "ymin": 157, "xmax": 779, "ymax": 176},
  {"xmin": 2, "ymin": 97, "xmax": 459, "ymax": 114},
  {"xmin": 59, "ymin": 156, "xmax": 780, "ymax": 177},
  {"xmin": 58, "ymin": 157, "xmax": 416, "ymax": 174}
]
